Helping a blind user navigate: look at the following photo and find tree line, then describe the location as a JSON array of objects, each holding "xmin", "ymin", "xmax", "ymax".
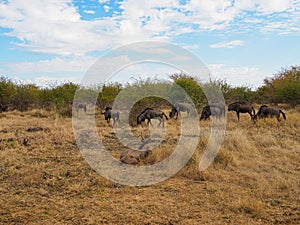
[{"xmin": 0, "ymin": 66, "xmax": 299, "ymax": 116}]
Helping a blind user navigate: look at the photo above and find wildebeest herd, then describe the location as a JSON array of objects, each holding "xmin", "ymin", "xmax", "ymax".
[
  {"xmin": 0, "ymin": 101, "xmax": 287, "ymax": 125},
  {"xmin": 95, "ymin": 101, "xmax": 286, "ymax": 127},
  {"xmin": 226, "ymin": 102, "xmax": 286, "ymax": 122},
  {"xmin": 0, "ymin": 101, "xmax": 287, "ymax": 165},
  {"xmin": 95, "ymin": 102, "xmax": 286, "ymax": 165}
]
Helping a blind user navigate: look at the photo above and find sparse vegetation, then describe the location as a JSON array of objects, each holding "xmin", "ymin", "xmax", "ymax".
[{"xmin": 0, "ymin": 108, "xmax": 299, "ymax": 224}]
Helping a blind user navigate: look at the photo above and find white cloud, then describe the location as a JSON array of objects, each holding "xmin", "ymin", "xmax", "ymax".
[
  {"xmin": 0, "ymin": 0, "xmax": 119, "ymax": 55},
  {"xmin": 98, "ymin": 0, "xmax": 110, "ymax": 4},
  {"xmin": 182, "ymin": 44, "xmax": 200, "ymax": 50},
  {"xmin": 103, "ymin": 5, "xmax": 111, "ymax": 12},
  {"xmin": 34, "ymin": 76, "xmax": 81, "ymax": 87},
  {"xmin": 3, "ymin": 56, "xmax": 96, "ymax": 75},
  {"xmin": 83, "ymin": 10, "xmax": 95, "ymax": 14},
  {"xmin": 0, "ymin": 0, "xmax": 299, "ymax": 56},
  {"xmin": 109, "ymin": 62, "xmax": 180, "ymax": 84},
  {"xmin": 208, "ymin": 64, "xmax": 266, "ymax": 88},
  {"xmin": 210, "ymin": 40, "xmax": 245, "ymax": 49}
]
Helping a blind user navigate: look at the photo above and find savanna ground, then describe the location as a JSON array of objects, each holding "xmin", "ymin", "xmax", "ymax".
[{"xmin": 0, "ymin": 106, "xmax": 299, "ymax": 225}]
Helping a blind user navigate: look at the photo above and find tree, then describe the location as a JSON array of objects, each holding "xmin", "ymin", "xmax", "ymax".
[
  {"xmin": 97, "ymin": 83, "xmax": 122, "ymax": 109},
  {"xmin": 52, "ymin": 82, "xmax": 79, "ymax": 117},
  {"xmin": 169, "ymin": 73, "xmax": 205, "ymax": 109},
  {"xmin": 258, "ymin": 66, "xmax": 300, "ymax": 106},
  {"xmin": 12, "ymin": 83, "xmax": 40, "ymax": 111},
  {"xmin": 0, "ymin": 77, "xmax": 15, "ymax": 106}
]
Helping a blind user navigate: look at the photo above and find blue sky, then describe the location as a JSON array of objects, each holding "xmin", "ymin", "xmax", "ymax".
[{"xmin": 0, "ymin": 0, "xmax": 300, "ymax": 88}]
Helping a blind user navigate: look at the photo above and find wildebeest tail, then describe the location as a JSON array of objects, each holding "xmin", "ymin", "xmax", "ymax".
[{"xmin": 279, "ymin": 110, "xmax": 286, "ymax": 120}]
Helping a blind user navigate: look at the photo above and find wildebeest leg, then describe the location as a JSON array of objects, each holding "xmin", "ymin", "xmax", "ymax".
[
  {"xmin": 175, "ymin": 111, "xmax": 178, "ymax": 120},
  {"xmin": 236, "ymin": 112, "xmax": 240, "ymax": 121},
  {"xmin": 148, "ymin": 119, "xmax": 153, "ymax": 127},
  {"xmin": 248, "ymin": 112, "xmax": 253, "ymax": 121},
  {"xmin": 279, "ymin": 110, "xmax": 286, "ymax": 120},
  {"xmin": 157, "ymin": 117, "xmax": 163, "ymax": 127},
  {"xmin": 277, "ymin": 115, "xmax": 281, "ymax": 122}
]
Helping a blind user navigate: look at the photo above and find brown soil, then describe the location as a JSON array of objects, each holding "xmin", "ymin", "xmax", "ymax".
[{"xmin": 0, "ymin": 109, "xmax": 299, "ymax": 224}]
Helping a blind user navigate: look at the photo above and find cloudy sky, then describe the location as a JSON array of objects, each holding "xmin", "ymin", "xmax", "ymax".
[{"xmin": 0, "ymin": 0, "xmax": 299, "ymax": 88}]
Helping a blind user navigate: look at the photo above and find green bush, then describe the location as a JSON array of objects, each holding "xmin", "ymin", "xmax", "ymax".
[
  {"xmin": 52, "ymin": 82, "xmax": 79, "ymax": 117},
  {"xmin": 12, "ymin": 83, "xmax": 40, "ymax": 111},
  {"xmin": 97, "ymin": 83, "xmax": 121, "ymax": 109},
  {"xmin": 258, "ymin": 66, "xmax": 300, "ymax": 106},
  {"xmin": 170, "ymin": 74, "xmax": 205, "ymax": 109},
  {"xmin": 0, "ymin": 77, "xmax": 15, "ymax": 107}
]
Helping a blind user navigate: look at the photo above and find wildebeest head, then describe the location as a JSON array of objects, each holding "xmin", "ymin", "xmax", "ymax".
[
  {"xmin": 105, "ymin": 107, "xmax": 112, "ymax": 111},
  {"xmin": 169, "ymin": 108, "xmax": 177, "ymax": 119},
  {"xmin": 102, "ymin": 107, "xmax": 112, "ymax": 120},
  {"xmin": 136, "ymin": 108, "xmax": 153, "ymax": 125},
  {"xmin": 200, "ymin": 106, "xmax": 211, "ymax": 120},
  {"xmin": 137, "ymin": 112, "xmax": 146, "ymax": 125},
  {"xmin": 137, "ymin": 116, "xmax": 143, "ymax": 124},
  {"xmin": 228, "ymin": 102, "xmax": 240, "ymax": 111},
  {"xmin": 0, "ymin": 103, "xmax": 8, "ymax": 113}
]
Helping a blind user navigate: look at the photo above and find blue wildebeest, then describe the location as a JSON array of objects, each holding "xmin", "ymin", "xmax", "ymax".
[
  {"xmin": 200, "ymin": 104, "xmax": 225, "ymax": 120},
  {"xmin": 253, "ymin": 105, "xmax": 286, "ymax": 122},
  {"xmin": 0, "ymin": 103, "xmax": 8, "ymax": 113},
  {"xmin": 169, "ymin": 102, "xmax": 194, "ymax": 119},
  {"xmin": 103, "ymin": 107, "xmax": 120, "ymax": 126},
  {"xmin": 137, "ymin": 108, "xmax": 168, "ymax": 127},
  {"xmin": 228, "ymin": 102, "xmax": 255, "ymax": 121}
]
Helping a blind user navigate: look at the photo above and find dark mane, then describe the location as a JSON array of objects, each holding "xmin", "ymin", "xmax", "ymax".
[{"xmin": 137, "ymin": 107, "xmax": 153, "ymax": 117}]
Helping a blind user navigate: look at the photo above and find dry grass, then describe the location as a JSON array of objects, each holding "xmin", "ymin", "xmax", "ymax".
[{"xmin": 0, "ymin": 108, "xmax": 299, "ymax": 224}]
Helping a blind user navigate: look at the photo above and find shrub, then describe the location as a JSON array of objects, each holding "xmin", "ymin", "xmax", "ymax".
[
  {"xmin": 12, "ymin": 83, "xmax": 40, "ymax": 111},
  {"xmin": 0, "ymin": 77, "xmax": 15, "ymax": 107},
  {"xmin": 170, "ymin": 73, "xmax": 205, "ymax": 109},
  {"xmin": 258, "ymin": 66, "xmax": 300, "ymax": 106},
  {"xmin": 52, "ymin": 82, "xmax": 79, "ymax": 117}
]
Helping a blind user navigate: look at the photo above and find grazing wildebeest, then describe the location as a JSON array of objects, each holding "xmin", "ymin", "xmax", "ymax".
[
  {"xmin": 137, "ymin": 108, "xmax": 168, "ymax": 127},
  {"xmin": 200, "ymin": 104, "xmax": 225, "ymax": 120},
  {"xmin": 228, "ymin": 102, "xmax": 255, "ymax": 121},
  {"xmin": 253, "ymin": 105, "xmax": 286, "ymax": 122},
  {"xmin": 103, "ymin": 107, "xmax": 120, "ymax": 126},
  {"xmin": 0, "ymin": 103, "xmax": 8, "ymax": 113},
  {"xmin": 74, "ymin": 103, "xmax": 87, "ymax": 113},
  {"xmin": 169, "ymin": 102, "xmax": 194, "ymax": 119}
]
